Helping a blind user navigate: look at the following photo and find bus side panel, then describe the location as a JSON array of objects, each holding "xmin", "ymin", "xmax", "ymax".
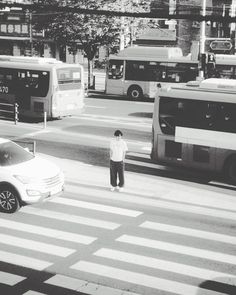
[
  {"xmin": 153, "ymin": 133, "xmax": 218, "ymax": 172},
  {"xmin": 155, "ymin": 134, "xmax": 188, "ymax": 167},
  {"xmin": 106, "ymin": 79, "xmax": 125, "ymax": 96}
]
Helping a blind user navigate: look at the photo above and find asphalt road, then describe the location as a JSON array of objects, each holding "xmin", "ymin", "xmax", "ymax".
[{"xmin": 0, "ymin": 95, "xmax": 236, "ymax": 295}]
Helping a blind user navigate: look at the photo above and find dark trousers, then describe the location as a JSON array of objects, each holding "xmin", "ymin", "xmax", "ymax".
[{"xmin": 110, "ymin": 160, "xmax": 125, "ymax": 187}]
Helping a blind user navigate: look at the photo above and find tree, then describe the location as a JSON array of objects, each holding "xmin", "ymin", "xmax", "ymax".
[
  {"xmin": 34, "ymin": 0, "xmax": 159, "ymax": 87},
  {"xmin": 34, "ymin": 0, "xmax": 122, "ymax": 88}
]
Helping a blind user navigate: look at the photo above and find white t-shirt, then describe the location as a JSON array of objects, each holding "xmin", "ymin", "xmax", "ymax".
[{"xmin": 110, "ymin": 138, "xmax": 128, "ymax": 162}]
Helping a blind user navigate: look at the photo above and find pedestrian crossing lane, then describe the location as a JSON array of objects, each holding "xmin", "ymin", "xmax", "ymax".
[{"xmin": 0, "ymin": 182, "xmax": 235, "ymax": 294}]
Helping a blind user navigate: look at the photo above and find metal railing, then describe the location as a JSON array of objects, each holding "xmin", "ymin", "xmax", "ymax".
[{"xmin": 0, "ymin": 102, "xmax": 19, "ymax": 124}]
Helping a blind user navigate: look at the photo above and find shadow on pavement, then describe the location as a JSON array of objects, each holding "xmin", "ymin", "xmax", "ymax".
[
  {"xmin": 128, "ymin": 112, "xmax": 153, "ymax": 119},
  {"xmin": 196, "ymin": 277, "xmax": 236, "ymax": 295},
  {"xmin": 0, "ymin": 261, "xmax": 88, "ymax": 295}
]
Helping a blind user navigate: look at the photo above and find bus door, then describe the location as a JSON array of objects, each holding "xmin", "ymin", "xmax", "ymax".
[
  {"xmin": 158, "ymin": 97, "xmax": 216, "ymax": 171},
  {"xmin": 175, "ymin": 100, "xmax": 218, "ymax": 171},
  {"xmin": 106, "ymin": 60, "xmax": 124, "ymax": 95}
]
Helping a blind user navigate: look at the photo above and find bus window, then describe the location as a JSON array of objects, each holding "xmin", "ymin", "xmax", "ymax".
[
  {"xmin": 16, "ymin": 70, "xmax": 49, "ymax": 97},
  {"xmin": 163, "ymin": 63, "xmax": 198, "ymax": 83},
  {"xmin": 214, "ymin": 65, "xmax": 236, "ymax": 79},
  {"xmin": 125, "ymin": 61, "xmax": 147, "ymax": 81},
  {"xmin": 57, "ymin": 67, "xmax": 82, "ymax": 90},
  {"xmin": 0, "ymin": 68, "xmax": 16, "ymax": 97},
  {"xmin": 108, "ymin": 60, "xmax": 124, "ymax": 80},
  {"xmin": 159, "ymin": 97, "xmax": 178, "ymax": 135}
]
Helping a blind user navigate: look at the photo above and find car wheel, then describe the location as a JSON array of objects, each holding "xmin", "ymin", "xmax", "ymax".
[
  {"xmin": 127, "ymin": 86, "xmax": 143, "ymax": 100},
  {"xmin": 0, "ymin": 186, "xmax": 20, "ymax": 213}
]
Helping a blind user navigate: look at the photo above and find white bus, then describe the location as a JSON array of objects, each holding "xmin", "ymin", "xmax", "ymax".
[
  {"xmin": 105, "ymin": 46, "xmax": 236, "ymax": 100},
  {"xmin": 151, "ymin": 78, "xmax": 236, "ymax": 184},
  {"xmin": 105, "ymin": 46, "xmax": 199, "ymax": 100},
  {"xmin": 0, "ymin": 55, "xmax": 85, "ymax": 119}
]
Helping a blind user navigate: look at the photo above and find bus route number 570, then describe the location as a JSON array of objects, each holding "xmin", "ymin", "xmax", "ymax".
[{"xmin": 0, "ymin": 86, "xmax": 9, "ymax": 94}]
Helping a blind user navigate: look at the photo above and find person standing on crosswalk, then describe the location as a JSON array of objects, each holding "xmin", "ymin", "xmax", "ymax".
[{"xmin": 110, "ymin": 130, "xmax": 128, "ymax": 192}]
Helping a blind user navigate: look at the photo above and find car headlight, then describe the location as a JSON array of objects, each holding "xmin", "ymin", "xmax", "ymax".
[{"xmin": 14, "ymin": 175, "xmax": 39, "ymax": 185}]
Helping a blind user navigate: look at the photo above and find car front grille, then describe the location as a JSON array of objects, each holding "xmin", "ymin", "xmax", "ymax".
[{"xmin": 43, "ymin": 173, "xmax": 62, "ymax": 189}]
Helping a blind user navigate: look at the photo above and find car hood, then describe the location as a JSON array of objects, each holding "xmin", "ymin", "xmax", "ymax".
[{"xmin": 4, "ymin": 155, "xmax": 60, "ymax": 179}]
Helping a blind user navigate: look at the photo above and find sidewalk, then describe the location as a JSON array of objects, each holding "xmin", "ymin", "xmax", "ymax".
[{"xmin": 40, "ymin": 153, "xmax": 236, "ymax": 211}]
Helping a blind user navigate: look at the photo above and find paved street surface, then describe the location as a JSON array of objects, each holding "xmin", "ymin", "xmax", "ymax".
[{"xmin": 0, "ymin": 103, "xmax": 235, "ymax": 294}]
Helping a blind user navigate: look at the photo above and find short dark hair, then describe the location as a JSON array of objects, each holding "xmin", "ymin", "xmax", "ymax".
[{"xmin": 114, "ymin": 130, "xmax": 123, "ymax": 137}]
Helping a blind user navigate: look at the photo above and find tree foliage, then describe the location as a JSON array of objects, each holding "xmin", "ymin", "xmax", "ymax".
[{"xmin": 34, "ymin": 0, "xmax": 158, "ymax": 86}]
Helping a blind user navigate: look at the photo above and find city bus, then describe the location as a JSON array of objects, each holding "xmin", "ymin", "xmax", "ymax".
[
  {"xmin": 105, "ymin": 46, "xmax": 199, "ymax": 100},
  {"xmin": 105, "ymin": 46, "xmax": 236, "ymax": 100},
  {"xmin": 214, "ymin": 54, "xmax": 236, "ymax": 79},
  {"xmin": 151, "ymin": 78, "xmax": 236, "ymax": 184},
  {"xmin": 0, "ymin": 55, "xmax": 85, "ymax": 119}
]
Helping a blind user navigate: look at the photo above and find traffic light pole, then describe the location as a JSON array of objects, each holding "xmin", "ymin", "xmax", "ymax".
[{"xmin": 199, "ymin": 0, "xmax": 206, "ymax": 79}]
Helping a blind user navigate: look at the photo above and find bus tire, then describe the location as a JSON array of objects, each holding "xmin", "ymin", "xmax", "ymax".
[
  {"xmin": 127, "ymin": 86, "xmax": 143, "ymax": 100},
  {"xmin": 0, "ymin": 185, "xmax": 20, "ymax": 213},
  {"xmin": 223, "ymin": 156, "xmax": 236, "ymax": 185}
]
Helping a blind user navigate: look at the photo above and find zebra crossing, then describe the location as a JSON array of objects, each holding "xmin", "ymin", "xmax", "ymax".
[{"xmin": 0, "ymin": 178, "xmax": 235, "ymax": 295}]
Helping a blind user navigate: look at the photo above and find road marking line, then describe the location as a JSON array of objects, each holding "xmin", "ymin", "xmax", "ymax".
[
  {"xmin": 140, "ymin": 221, "xmax": 236, "ymax": 245},
  {"xmin": 49, "ymin": 197, "xmax": 142, "ymax": 217},
  {"xmin": 117, "ymin": 235, "xmax": 236, "ymax": 265},
  {"xmin": 0, "ymin": 233, "xmax": 75, "ymax": 257},
  {"xmin": 0, "ymin": 271, "xmax": 26, "ymax": 286},
  {"xmin": 45, "ymin": 274, "xmax": 140, "ymax": 295},
  {"xmin": 66, "ymin": 183, "xmax": 236, "ymax": 221},
  {"xmin": 84, "ymin": 105, "xmax": 106, "ymax": 109},
  {"xmin": 0, "ymin": 218, "xmax": 96, "ymax": 245},
  {"xmin": 20, "ymin": 207, "xmax": 120, "ymax": 230},
  {"xmin": 0, "ymin": 250, "xmax": 52, "ymax": 271},
  {"xmin": 164, "ymin": 190, "xmax": 236, "ymax": 212},
  {"xmin": 94, "ymin": 248, "xmax": 234, "ymax": 282},
  {"xmin": 70, "ymin": 261, "xmax": 215, "ymax": 295},
  {"xmin": 23, "ymin": 291, "xmax": 47, "ymax": 295}
]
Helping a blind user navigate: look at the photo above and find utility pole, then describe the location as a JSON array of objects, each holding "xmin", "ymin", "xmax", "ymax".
[
  {"xmin": 199, "ymin": 0, "xmax": 206, "ymax": 79},
  {"xmin": 120, "ymin": 0, "xmax": 125, "ymax": 51},
  {"xmin": 29, "ymin": 10, "xmax": 33, "ymax": 56}
]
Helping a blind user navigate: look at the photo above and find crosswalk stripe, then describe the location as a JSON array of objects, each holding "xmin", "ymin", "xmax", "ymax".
[
  {"xmin": 70, "ymin": 260, "xmax": 217, "ymax": 295},
  {"xmin": 0, "ymin": 250, "xmax": 52, "ymax": 271},
  {"xmin": 23, "ymin": 291, "xmax": 47, "ymax": 295},
  {"xmin": 45, "ymin": 274, "xmax": 140, "ymax": 295},
  {"xmin": 0, "ymin": 218, "xmax": 96, "ymax": 245},
  {"xmin": 163, "ymin": 190, "xmax": 236, "ymax": 212},
  {"xmin": 20, "ymin": 207, "xmax": 120, "ymax": 230},
  {"xmin": 67, "ymin": 183, "xmax": 236, "ymax": 221},
  {"xmin": 140, "ymin": 221, "xmax": 236, "ymax": 245},
  {"xmin": 0, "ymin": 271, "xmax": 26, "ymax": 286},
  {"xmin": 49, "ymin": 197, "xmax": 142, "ymax": 217},
  {"xmin": 94, "ymin": 248, "xmax": 234, "ymax": 283},
  {"xmin": 116, "ymin": 235, "xmax": 236, "ymax": 265},
  {"xmin": 0, "ymin": 233, "xmax": 75, "ymax": 257}
]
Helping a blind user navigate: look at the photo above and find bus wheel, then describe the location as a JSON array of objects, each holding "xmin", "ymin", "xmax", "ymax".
[
  {"xmin": 0, "ymin": 185, "xmax": 20, "ymax": 213},
  {"xmin": 224, "ymin": 157, "xmax": 236, "ymax": 185},
  {"xmin": 127, "ymin": 86, "xmax": 143, "ymax": 100}
]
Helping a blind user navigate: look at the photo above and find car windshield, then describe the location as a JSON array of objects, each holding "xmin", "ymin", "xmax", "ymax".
[{"xmin": 0, "ymin": 141, "xmax": 34, "ymax": 166}]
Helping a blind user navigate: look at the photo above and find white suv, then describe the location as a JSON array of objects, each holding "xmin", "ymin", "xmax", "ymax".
[{"xmin": 0, "ymin": 138, "xmax": 64, "ymax": 213}]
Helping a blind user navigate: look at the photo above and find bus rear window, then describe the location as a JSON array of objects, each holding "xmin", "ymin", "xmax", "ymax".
[{"xmin": 57, "ymin": 68, "xmax": 82, "ymax": 90}]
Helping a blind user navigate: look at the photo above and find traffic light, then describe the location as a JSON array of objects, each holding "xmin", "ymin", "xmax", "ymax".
[
  {"xmin": 207, "ymin": 53, "xmax": 216, "ymax": 78},
  {"xmin": 207, "ymin": 53, "xmax": 215, "ymax": 64},
  {"xmin": 200, "ymin": 53, "xmax": 207, "ymax": 70}
]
